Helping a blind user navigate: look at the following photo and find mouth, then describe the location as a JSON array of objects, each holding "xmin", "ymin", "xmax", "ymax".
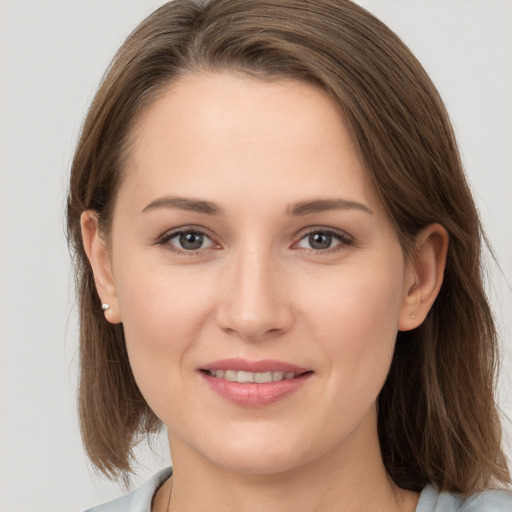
[
  {"xmin": 199, "ymin": 359, "xmax": 313, "ymax": 406},
  {"xmin": 202, "ymin": 369, "xmax": 309, "ymax": 383}
]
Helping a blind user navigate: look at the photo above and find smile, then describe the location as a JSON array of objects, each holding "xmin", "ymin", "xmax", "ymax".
[
  {"xmin": 200, "ymin": 360, "xmax": 313, "ymax": 406},
  {"xmin": 207, "ymin": 370, "xmax": 298, "ymax": 383}
]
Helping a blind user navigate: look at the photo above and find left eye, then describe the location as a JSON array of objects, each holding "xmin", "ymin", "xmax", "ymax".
[
  {"xmin": 296, "ymin": 230, "xmax": 350, "ymax": 251},
  {"xmin": 163, "ymin": 230, "xmax": 214, "ymax": 252}
]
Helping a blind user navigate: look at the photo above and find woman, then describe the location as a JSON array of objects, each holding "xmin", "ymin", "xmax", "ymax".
[{"xmin": 67, "ymin": 0, "xmax": 512, "ymax": 510}]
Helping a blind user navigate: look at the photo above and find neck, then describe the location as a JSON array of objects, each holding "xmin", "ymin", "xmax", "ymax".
[{"xmin": 155, "ymin": 412, "xmax": 419, "ymax": 512}]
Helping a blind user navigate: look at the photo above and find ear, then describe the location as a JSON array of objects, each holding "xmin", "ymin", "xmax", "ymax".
[
  {"xmin": 80, "ymin": 211, "xmax": 122, "ymax": 324},
  {"xmin": 398, "ymin": 223, "xmax": 449, "ymax": 331}
]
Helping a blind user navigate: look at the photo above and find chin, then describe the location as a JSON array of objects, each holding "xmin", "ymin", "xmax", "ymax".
[
  {"xmin": 209, "ymin": 450, "xmax": 306, "ymax": 476},
  {"xmin": 195, "ymin": 429, "xmax": 317, "ymax": 476}
]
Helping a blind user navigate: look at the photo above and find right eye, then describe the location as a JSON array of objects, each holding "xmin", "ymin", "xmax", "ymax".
[{"xmin": 159, "ymin": 229, "xmax": 216, "ymax": 254}]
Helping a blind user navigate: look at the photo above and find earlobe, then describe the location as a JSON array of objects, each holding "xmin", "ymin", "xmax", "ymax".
[
  {"xmin": 398, "ymin": 224, "xmax": 449, "ymax": 331},
  {"xmin": 80, "ymin": 211, "xmax": 122, "ymax": 324}
]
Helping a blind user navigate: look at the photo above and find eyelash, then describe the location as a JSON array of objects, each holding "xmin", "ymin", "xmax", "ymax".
[
  {"xmin": 156, "ymin": 227, "xmax": 354, "ymax": 255},
  {"xmin": 157, "ymin": 228, "xmax": 218, "ymax": 255},
  {"xmin": 293, "ymin": 229, "xmax": 354, "ymax": 254}
]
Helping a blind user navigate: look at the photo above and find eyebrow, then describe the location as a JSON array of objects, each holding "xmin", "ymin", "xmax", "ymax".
[
  {"xmin": 141, "ymin": 196, "xmax": 224, "ymax": 215},
  {"xmin": 286, "ymin": 198, "xmax": 374, "ymax": 216},
  {"xmin": 140, "ymin": 195, "xmax": 373, "ymax": 217}
]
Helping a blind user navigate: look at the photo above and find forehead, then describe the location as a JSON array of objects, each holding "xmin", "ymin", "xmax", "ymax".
[{"xmin": 120, "ymin": 72, "xmax": 380, "ymax": 214}]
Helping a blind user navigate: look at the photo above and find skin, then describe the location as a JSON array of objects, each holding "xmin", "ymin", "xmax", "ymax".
[{"xmin": 82, "ymin": 72, "xmax": 448, "ymax": 512}]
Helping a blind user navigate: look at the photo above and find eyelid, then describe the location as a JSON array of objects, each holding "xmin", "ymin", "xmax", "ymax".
[
  {"xmin": 157, "ymin": 225, "xmax": 220, "ymax": 254},
  {"xmin": 292, "ymin": 227, "xmax": 354, "ymax": 253},
  {"xmin": 155, "ymin": 225, "xmax": 354, "ymax": 255}
]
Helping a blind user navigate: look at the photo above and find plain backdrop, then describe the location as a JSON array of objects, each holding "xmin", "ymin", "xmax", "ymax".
[{"xmin": 0, "ymin": 1, "xmax": 511, "ymax": 511}]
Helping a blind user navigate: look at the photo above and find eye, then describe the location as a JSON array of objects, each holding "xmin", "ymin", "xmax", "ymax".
[
  {"xmin": 295, "ymin": 229, "xmax": 352, "ymax": 252},
  {"xmin": 159, "ymin": 229, "xmax": 216, "ymax": 253}
]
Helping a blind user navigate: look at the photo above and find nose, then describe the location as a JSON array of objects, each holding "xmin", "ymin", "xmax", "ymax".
[{"xmin": 216, "ymin": 247, "xmax": 294, "ymax": 341}]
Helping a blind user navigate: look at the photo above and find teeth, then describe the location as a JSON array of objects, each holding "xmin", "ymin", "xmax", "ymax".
[
  {"xmin": 207, "ymin": 370, "xmax": 297, "ymax": 382},
  {"xmin": 237, "ymin": 371, "xmax": 255, "ymax": 383},
  {"xmin": 254, "ymin": 372, "xmax": 272, "ymax": 383},
  {"xmin": 224, "ymin": 370, "xmax": 237, "ymax": 382},
  {"xmin": 272, "ymin": 371, "xmax": 284, "ymax": 381}
]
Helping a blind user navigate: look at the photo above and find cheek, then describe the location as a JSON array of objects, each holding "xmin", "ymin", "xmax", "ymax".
[
  {"xmin": 116, "ymin": 258, "xmax": 208, "ymax": 341},
  {"xmin": 304, "ymin": 261, "xmax": 404, "ymax": 336},
  {"xmin": 113, "ymin": 263, "xmax": 213, "ymax": 403},
  {"xmin": 303, "ymin": 264, "xmax": 404, "ymax": 397}
]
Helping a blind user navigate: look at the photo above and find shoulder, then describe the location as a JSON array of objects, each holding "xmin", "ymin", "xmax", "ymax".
[
  {"xmin": 459, "ymin": 489, "xmax": 512, "ymax": 511},
  {"xmin": 417, "ymin": 485, "xmax": 512, "ymax": 512},
  {"xmin": 83, "ymin": 467, "xmax": 173, "ymax": 512}
]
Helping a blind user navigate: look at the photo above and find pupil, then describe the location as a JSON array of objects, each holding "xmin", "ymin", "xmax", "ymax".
[
  {"xmin": 309, "ymin": 232, "xmax": 332, "ymax": 250},
  {"xmin": 180, "ymin": 232, "xmax": 203, "ymax": 250}
]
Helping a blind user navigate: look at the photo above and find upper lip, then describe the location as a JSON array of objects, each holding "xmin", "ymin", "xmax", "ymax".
[{"xmin": 200, "ymin": 358, "xmax": 310, "ymax": 374}]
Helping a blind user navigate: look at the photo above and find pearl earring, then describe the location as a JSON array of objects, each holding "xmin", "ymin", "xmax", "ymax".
[{"xmin": 101, "ymin": 303, "xmax": 110, "ymax": 311}]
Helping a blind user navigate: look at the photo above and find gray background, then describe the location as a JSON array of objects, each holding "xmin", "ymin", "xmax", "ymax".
[{"xmin": 1, "ymin": 1, "xmax": 511, "ymax": 510}]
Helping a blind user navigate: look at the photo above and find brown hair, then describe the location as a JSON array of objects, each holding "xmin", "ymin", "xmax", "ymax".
[{"xmin": 67, "ymin": 0, "xmax": 510, "ymax": 492}]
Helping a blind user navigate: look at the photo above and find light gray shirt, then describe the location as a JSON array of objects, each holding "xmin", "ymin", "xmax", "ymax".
[{"xmin": 84, "ymin": 467, "xmax": 512, "ymax": 512}]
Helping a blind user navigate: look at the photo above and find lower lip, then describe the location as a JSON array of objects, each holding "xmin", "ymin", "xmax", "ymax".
[{"xmin": 201, "ymin": 372, "xmax": 312, "ymax": 407}]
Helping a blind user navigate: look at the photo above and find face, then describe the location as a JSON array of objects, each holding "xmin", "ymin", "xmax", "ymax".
[{"xmin": 99, "ymin": 73, "xmax": 417, "ymax": 475}]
